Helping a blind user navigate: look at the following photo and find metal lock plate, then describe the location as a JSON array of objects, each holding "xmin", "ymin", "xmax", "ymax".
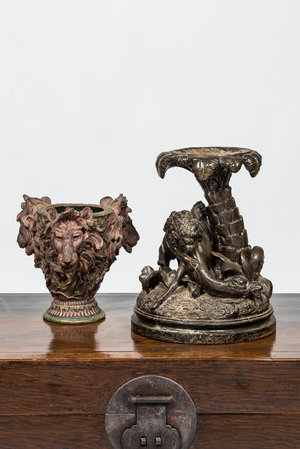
[{"xmin": 105, "ymin": 375, "xmax": 197, "ymax": 449}]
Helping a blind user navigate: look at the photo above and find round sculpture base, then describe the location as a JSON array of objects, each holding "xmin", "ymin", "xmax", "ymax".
[
  {"xmin": 43, "ymin": 298, "xmax": 105, "ymax": 324},
  {"xmin": 131, "ymin": 305, "xmax": 276, "ymax": 344}
]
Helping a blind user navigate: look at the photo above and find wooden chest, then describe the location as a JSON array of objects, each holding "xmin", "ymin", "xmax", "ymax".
[{"xmin": 0, "ymin": 293, "xmax": 299, "ymax": 449}]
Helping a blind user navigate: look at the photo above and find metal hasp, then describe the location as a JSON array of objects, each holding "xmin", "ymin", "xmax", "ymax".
[
  {"xmin": 105, "ymin": 375, "xmax": 197, "ymax": 449},
  {"xmin": 123, "ymin": 395, "xmax": 180, "ymax": 449}
]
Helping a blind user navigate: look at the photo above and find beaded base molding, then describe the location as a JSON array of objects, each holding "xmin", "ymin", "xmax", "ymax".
[{"xmin": 43, "ymin": 298, "xmax": 105, "ymax": 324}]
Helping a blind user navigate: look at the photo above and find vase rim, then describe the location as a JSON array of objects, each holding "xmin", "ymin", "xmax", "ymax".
[
  {"xmin": 166, "ymin": 147, "xmax": 254, "ymax": 156},
  {"xmin": 37, "ymin": 203, "xmax": 113, "ymax": 217}
]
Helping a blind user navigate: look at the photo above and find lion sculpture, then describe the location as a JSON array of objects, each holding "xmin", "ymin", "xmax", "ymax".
[{"xmin": 139, "ymin": 201, "xmax": 265, "ymax": 311}]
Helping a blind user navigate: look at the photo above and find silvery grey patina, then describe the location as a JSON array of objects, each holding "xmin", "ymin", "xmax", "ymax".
[{"xmin": 132, "ymin": 147, "xmax": 275, "ymax": 344}]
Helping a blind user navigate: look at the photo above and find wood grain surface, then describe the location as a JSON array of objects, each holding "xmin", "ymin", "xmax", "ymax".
[
  {"xmin": 0, "ymin": 359, "xmax": 300, "ymax": 415},
  {"xmin": 0, "ymin": 414, "xmax": 300, "ymax": 449},
  {"xmin": 0, "ymin": 293, "xmax": 299, "ymax": 448},
  {"xmin": 0, "ymin": 293, "xmax": 299, "ymax": 360}
]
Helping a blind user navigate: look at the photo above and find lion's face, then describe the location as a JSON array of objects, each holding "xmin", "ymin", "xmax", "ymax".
[
  {"xmin": 177, "ymin": 235, "xmax": 197, "ymax": 255},
  {"xmin": 52, "ymin": 220, "xmax": 85, "ymax": 268}
]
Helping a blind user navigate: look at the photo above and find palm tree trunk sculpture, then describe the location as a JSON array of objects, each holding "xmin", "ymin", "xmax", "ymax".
[
  {"xmin": 132, "ymin": 147, "xmax": 275, "ymax": 344},
  {"xmin": 156, "ymin": 147, "xmax": 262, "ymax": 280}
]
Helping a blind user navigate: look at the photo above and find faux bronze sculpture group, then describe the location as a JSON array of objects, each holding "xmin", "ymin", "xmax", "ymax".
[{"xmin": 17, "ymin": 147, "xmax": 275, "ymax": 344}]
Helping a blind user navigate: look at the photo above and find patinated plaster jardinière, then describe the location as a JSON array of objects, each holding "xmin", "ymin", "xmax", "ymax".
[{"xmin": 17, "ymin": 194, "xmax": 139, "ymax": 324}]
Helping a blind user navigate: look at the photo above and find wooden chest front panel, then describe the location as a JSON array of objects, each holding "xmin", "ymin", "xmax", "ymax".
[{"xmin": 0, "ymin": 293, "xmax": 299, "ymax": 448}]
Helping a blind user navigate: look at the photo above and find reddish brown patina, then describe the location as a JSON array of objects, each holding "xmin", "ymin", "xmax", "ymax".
[{"xmin": 17, "ymin": 194, "xmax": 139, "ymax": 323}]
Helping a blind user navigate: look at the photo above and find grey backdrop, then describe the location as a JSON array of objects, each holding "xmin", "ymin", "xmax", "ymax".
[{"xmin": 1, "ymin": 1, "xmax": 299, "ymax": 293}]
